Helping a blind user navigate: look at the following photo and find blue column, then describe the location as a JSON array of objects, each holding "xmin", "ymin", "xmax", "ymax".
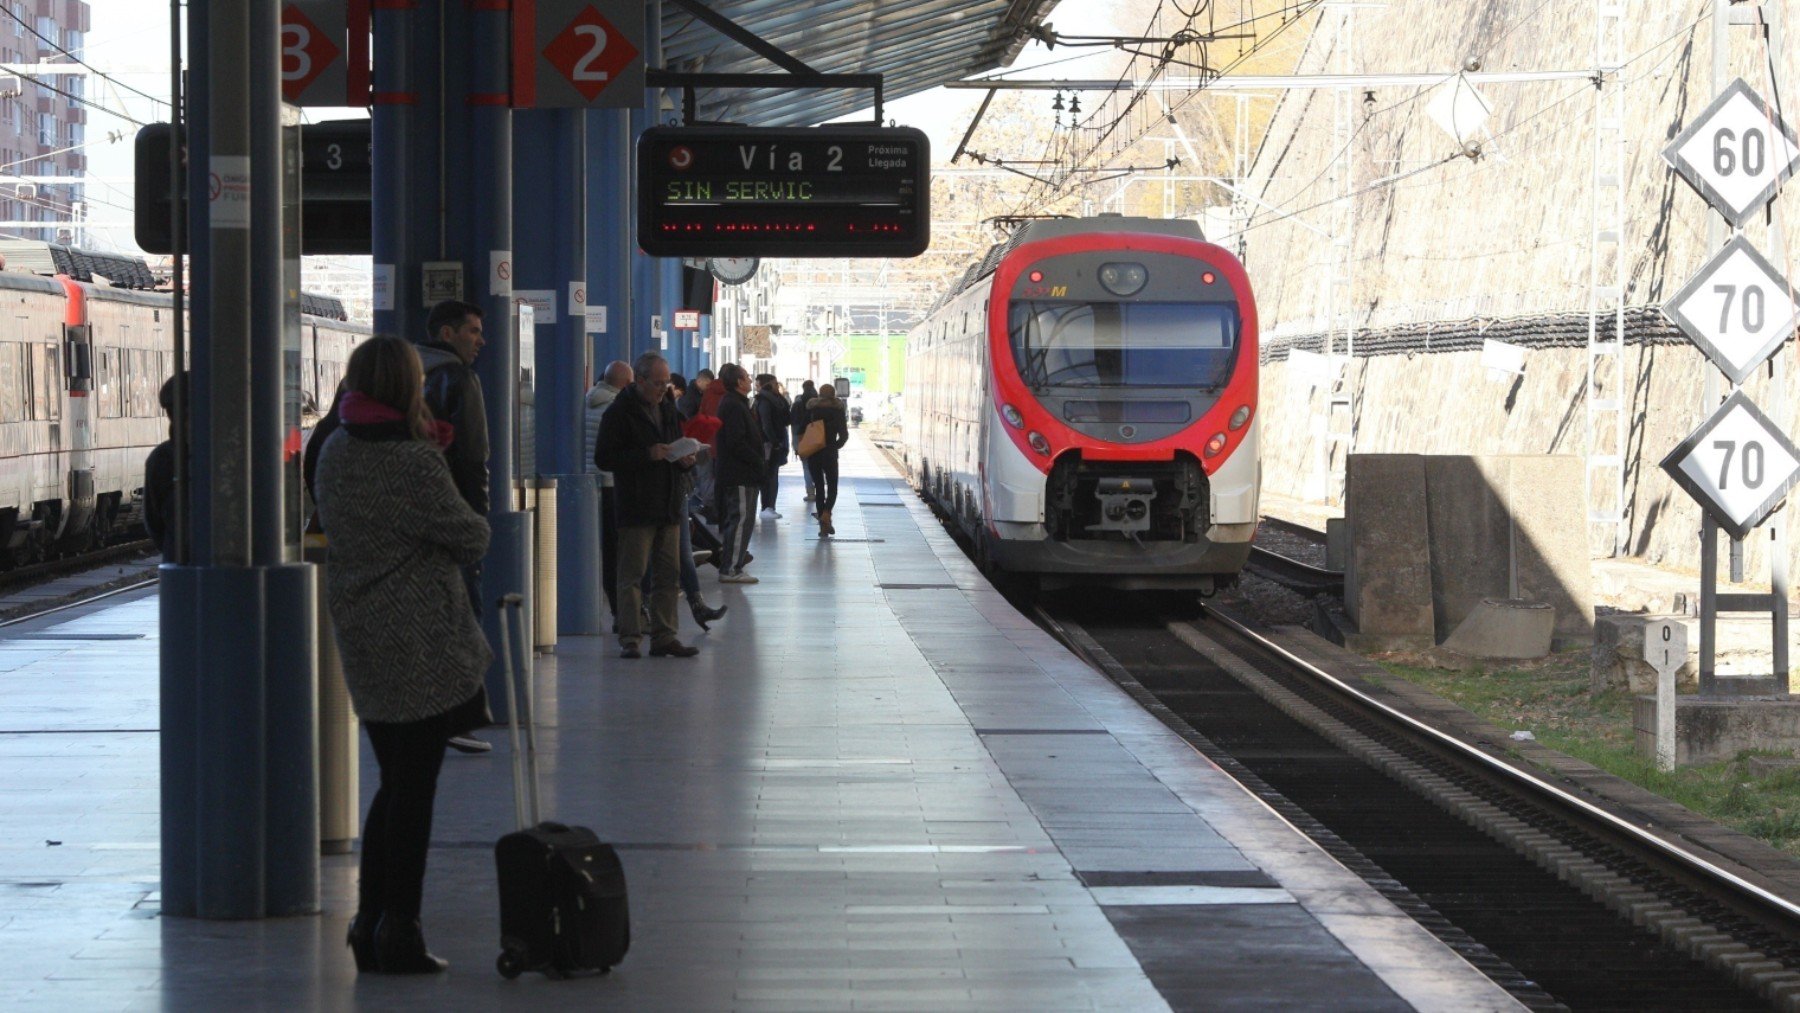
[
  {"xmin": 518, "ymin": 110, "xmax": 602, "ymax": 636},
  {"xmin": 445, "ymin": 0, "xmax": 527, "ymax": 720},
  {"xmin": 630, "ymin": 0, "xmax": 664, "ymax": 366},
  {"xmin": 587, "ymin": 110, "xmax": 632, "ymax": 368},
  {"xmin": 661, "ymin": 257, "xmax": 684, "ymax": 372},
  {"xmin": 630, "ymin": 102, "xmax": 658, "ymax": 366},
  {"xmin": 370, "ymin": 1, "xmax": 412, "ymax": 336}
]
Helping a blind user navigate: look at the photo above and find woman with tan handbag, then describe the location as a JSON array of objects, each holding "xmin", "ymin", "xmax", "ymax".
[{"xmin": 798, "ymin": 384, "xmax": 849, "ymax": 536}]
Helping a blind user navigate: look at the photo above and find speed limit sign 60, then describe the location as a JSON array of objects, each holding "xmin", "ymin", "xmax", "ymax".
[{"xmin": 1663, "ymin": 78, "xmax": 1800, "ymax": 227}]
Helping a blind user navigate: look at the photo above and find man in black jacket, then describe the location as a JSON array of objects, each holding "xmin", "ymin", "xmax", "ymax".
[
  {"xmin": 416, "ymin": 300, "xmax": 495, "ymax": 752},
  {"xmin": 596, "ymin": 352, "xmax": 700, "ymax": 658},
  {"xmin": 753, "ymin": 374, "xmax": 790, "ymax": 518},
  {"xmin": 713, "ymin": 363, "xmax": 764, "ymax": 583}
]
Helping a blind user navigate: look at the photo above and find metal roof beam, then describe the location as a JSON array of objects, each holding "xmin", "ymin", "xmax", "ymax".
[{"xmin": 662, "ymin": 0, "xmax": 818, "ymax": 74}]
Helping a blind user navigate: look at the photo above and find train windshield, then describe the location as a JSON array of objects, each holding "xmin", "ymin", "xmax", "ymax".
[{"xmin": 1008, "ymin": 301, "xmax": 1240, "ymax": 389}]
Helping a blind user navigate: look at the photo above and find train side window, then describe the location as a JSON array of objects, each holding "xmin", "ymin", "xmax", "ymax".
[
  {"xmin": 0, "ymin": 343, "xmax": 21, "ymax": 422},
  {"xmin": 133, "ymin": 349, "xmax": 153, "ymax": 416},
  {"xmin": 98, "ymin": 346, "xmax": 120, "ymax": 418},
  {"xmin": 37, "ymin": 343, "xmax": 59, "ymax": 421}
]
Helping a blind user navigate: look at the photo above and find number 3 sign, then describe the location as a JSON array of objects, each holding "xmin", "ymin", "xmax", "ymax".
[{"xmin": 513, "ymin": 0, "xmax": 646, "ymax": 109}]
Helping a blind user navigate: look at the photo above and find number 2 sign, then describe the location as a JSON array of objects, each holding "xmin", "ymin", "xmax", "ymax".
[{"xmin": 513, "ymin": 0, "xmax": 645, "ymax": 109}]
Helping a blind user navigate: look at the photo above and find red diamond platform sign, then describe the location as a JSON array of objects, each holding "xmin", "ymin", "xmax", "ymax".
[
  {"xmin": 280, "ymin": 1, "xmax": 348, "ymax": 106},
  {"xmin": 514, "ymin": 0, "xmax": 645, "ymax": 109}
]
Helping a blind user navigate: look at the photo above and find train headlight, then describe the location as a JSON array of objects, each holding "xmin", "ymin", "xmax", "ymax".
[
  {"xmin": 1229, "ymin": 405, "xmax": 1252, "ymax": 431},
  {"xmin": 1098, "ymin": 262, "xmax": 1148, "ymax": 297},
  {"xmin": 1002, "ymin": 404, "xmax": 1024, "ymax": 429},
  {"xmin": 1205, "ymin": 432, "xmax": 1228, "ymax": 458},
  {"xmin": 1027, "ymin": 431, "xmax": 1051, "ymax": 457}
]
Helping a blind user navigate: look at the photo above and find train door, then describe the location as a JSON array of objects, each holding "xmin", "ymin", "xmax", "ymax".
[{"xmin": 58, "ymin": 278, "xmax": 95, "ymax": 543}]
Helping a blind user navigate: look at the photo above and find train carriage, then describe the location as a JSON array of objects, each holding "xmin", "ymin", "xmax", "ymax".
[
  {"xmin": 0, "ymin": 244, "xmax": 366, "ymax": 564},
  {"xmin": 904, "ymin": 216, "xmax": 1259, "ymax": 592}
]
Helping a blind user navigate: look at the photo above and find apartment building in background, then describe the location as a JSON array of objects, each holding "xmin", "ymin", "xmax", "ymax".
[{"xmin": 0, "ymin": 0, "xmax": 90, "ymax": 242}]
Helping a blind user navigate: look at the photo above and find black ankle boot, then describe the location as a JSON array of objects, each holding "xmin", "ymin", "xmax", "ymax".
[
  {"xmin": 689, "ymin": 598, "xmax": 727, "ymax": 631},
  {"xmin": 373, "ymin": 916, "xmax": 448, "ymax": 974},
  {"xmin": 346, "ymin": 912, "xmax": 379, "ymax": 973}
]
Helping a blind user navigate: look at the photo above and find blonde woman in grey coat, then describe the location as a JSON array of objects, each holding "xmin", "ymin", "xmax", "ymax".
[{"xmin": 314, "ymin": 335, "xmax": 492, "ymax": 975}]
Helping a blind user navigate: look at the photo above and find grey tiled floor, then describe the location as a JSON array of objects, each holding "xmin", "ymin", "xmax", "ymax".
[{"xmin": 0, "ymin": 439, "xmax": 1519, "ymax": 1011}]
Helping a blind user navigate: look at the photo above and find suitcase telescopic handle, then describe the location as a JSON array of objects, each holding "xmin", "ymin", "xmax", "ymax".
[{"xmin": 496, "ymin": 593, "xmax": 540, "ymax": 830}]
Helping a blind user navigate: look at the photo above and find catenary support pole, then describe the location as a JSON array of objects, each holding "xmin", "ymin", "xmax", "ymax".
[{"xmin": 250, "ymin": 0, "xmax": 318, "ymax": 918}]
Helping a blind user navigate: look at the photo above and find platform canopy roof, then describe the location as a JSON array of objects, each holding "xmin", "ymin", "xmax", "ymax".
[{"xmin": 659, "ymin": 0, "xmax": 1059, "ymax": 127}]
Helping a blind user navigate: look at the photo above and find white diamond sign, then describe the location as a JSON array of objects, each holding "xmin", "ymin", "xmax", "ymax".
[
  {"xmin": 1663, "ymin": 78, "xmax": 1800, "ymax": 227},
  {"xmin": 1662, "ymin": 235, "xmax": 1800, "ymax": 385},
  {"xmin": 1661, "ymin": 391, "xmax": 1800, "ymax": 539}
]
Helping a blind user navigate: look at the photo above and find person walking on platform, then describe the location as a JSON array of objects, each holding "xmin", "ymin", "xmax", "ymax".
[
  {"xmin": 791, "ymin": 380, "xmax": 816, "ymax": 504},
  {"xmin": 806, "ymin": 383, "xmax": 850, "ymax": 537},
  {"xmin": 596, "ymin": 351, "xmax": 701, "ymax": 658},
  {"xmin": 585, "ymin": 360, "xmax": 632, "ymax": 624},
  {"xmin": 754, "ymin": 373, "xmax": 790, "ymax": 518},
  {"xmin": 313, "ymin": 336, "xmax": 493, "ymax": 975},
  {"xmin": 713, "ymin": 364, "xmax": 764, "ymax": 583},
  {"xmin": 676, "ymin": 367, "xmax": 712, "ymax": 421},
  {"xmin": 415, "ymin": 299, "xmax": 493, "ymax": 755}
]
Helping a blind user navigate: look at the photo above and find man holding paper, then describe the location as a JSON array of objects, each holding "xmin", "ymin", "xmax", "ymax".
[{"xmin": 595, "ymin": 351, "xmax": 702, "ymax": 659}]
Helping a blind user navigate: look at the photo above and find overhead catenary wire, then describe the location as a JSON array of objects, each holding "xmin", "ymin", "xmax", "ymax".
[
  {"xmin": 1233, "ymin": 4, "xmax": 1719, "ymax": 239},
  {"xmin": 0, "ymin": 3, "xmax": 166, "ymax": 111}
]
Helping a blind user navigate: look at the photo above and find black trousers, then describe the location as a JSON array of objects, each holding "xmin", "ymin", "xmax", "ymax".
[
  {"xmin": 600, "ymin": 485, "xmax": 619, "ymax": 617},
  {"xmin": 359, "ymin": 709, "xmax": 452, "ymax": 923},
  {"xmin": 807, "ymin": 453, "xmax": 840, "ymax": 512},
  {"xmin": 760, "ymin": 459, "xmax": 782, "ymax": 512}
]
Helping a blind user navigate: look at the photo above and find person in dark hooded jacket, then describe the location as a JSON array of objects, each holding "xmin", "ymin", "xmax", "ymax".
[
  {"xmin": 790, "ymin": 379, "xmax": 816, "ymax": 502},
  {"xmin": 806, "ymin": 384, "xmax": 850, "ymax": 537},
  {"xmin": 713, "ymin": 363, "xmax": 764, "ymax": 583},
  {"xmin": 753, "ymin": 374, "xmax": 790, "ymax": 517}
]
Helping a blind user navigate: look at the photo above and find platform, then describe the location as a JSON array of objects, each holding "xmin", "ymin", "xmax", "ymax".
[{"xmin": 0, "ymin": 439, "xmax": 1517, "ymax": 1011}]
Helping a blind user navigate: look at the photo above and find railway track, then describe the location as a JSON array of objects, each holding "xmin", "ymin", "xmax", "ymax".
[
  {"xmin": 1032, "ymin": 595, "xmax": 1800, "ymax": 1011},
  {"xmin": 0, "ymin": 539, "xmax": 155, "ymax": 589}
]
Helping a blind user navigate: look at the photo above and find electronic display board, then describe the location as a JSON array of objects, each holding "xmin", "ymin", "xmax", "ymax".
[{"xmin": 637, "ymin": 125, "xmax": 930, "ymax": 258}]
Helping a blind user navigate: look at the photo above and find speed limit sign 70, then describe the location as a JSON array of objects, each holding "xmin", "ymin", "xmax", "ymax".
[
  {"xmin": 1662, "ymin": 235, "xmax": 1800, "ymax": 385},
  {"xmin": 1661, "ymin": 391, "xmax": 1800, "ymax": 539}
]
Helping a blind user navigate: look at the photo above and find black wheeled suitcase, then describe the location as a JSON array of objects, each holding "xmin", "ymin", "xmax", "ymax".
[{"xmin": 493, "ymin": 594, "xmax": 630, "ymax": 980}]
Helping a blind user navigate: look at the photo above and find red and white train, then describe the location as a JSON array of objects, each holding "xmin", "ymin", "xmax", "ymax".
[
  {"xmin": 903, "ymin": 216, "xmax": 1259, "ymax": 592},
  {"xmin": 0, "ymin": 243, "xmax": 364, "ymax": 564}
]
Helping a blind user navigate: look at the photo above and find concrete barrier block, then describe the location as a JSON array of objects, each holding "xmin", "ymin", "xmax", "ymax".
[
  {"xmin": 1345, "ymin": 454, "xmax": 1435, "ymax": 641},
  {"xmin": 1424, "ymin": 456, "xmax": 1511, "ymax": 642},
  {"xmin": 1502, "ymin": 455, "xmax": 1593, "ymax": 647},
  {"xmin": 1441, "ymin": 598, "xmax": 1555, "ymax": 659},
  {"xmin": 1634, "ymin": 695, "xmax": 1800, "ymax": 766}
]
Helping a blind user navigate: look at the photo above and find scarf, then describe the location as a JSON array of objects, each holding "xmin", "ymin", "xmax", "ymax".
[{"xmin": 340, "ymin": 391, "xmax": 454, "ymax": 449}]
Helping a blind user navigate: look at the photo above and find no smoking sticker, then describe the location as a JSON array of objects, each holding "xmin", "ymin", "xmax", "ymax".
[{"xmin": 209, "ymin": 156, "xmax": 251, "ymax": 229}]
